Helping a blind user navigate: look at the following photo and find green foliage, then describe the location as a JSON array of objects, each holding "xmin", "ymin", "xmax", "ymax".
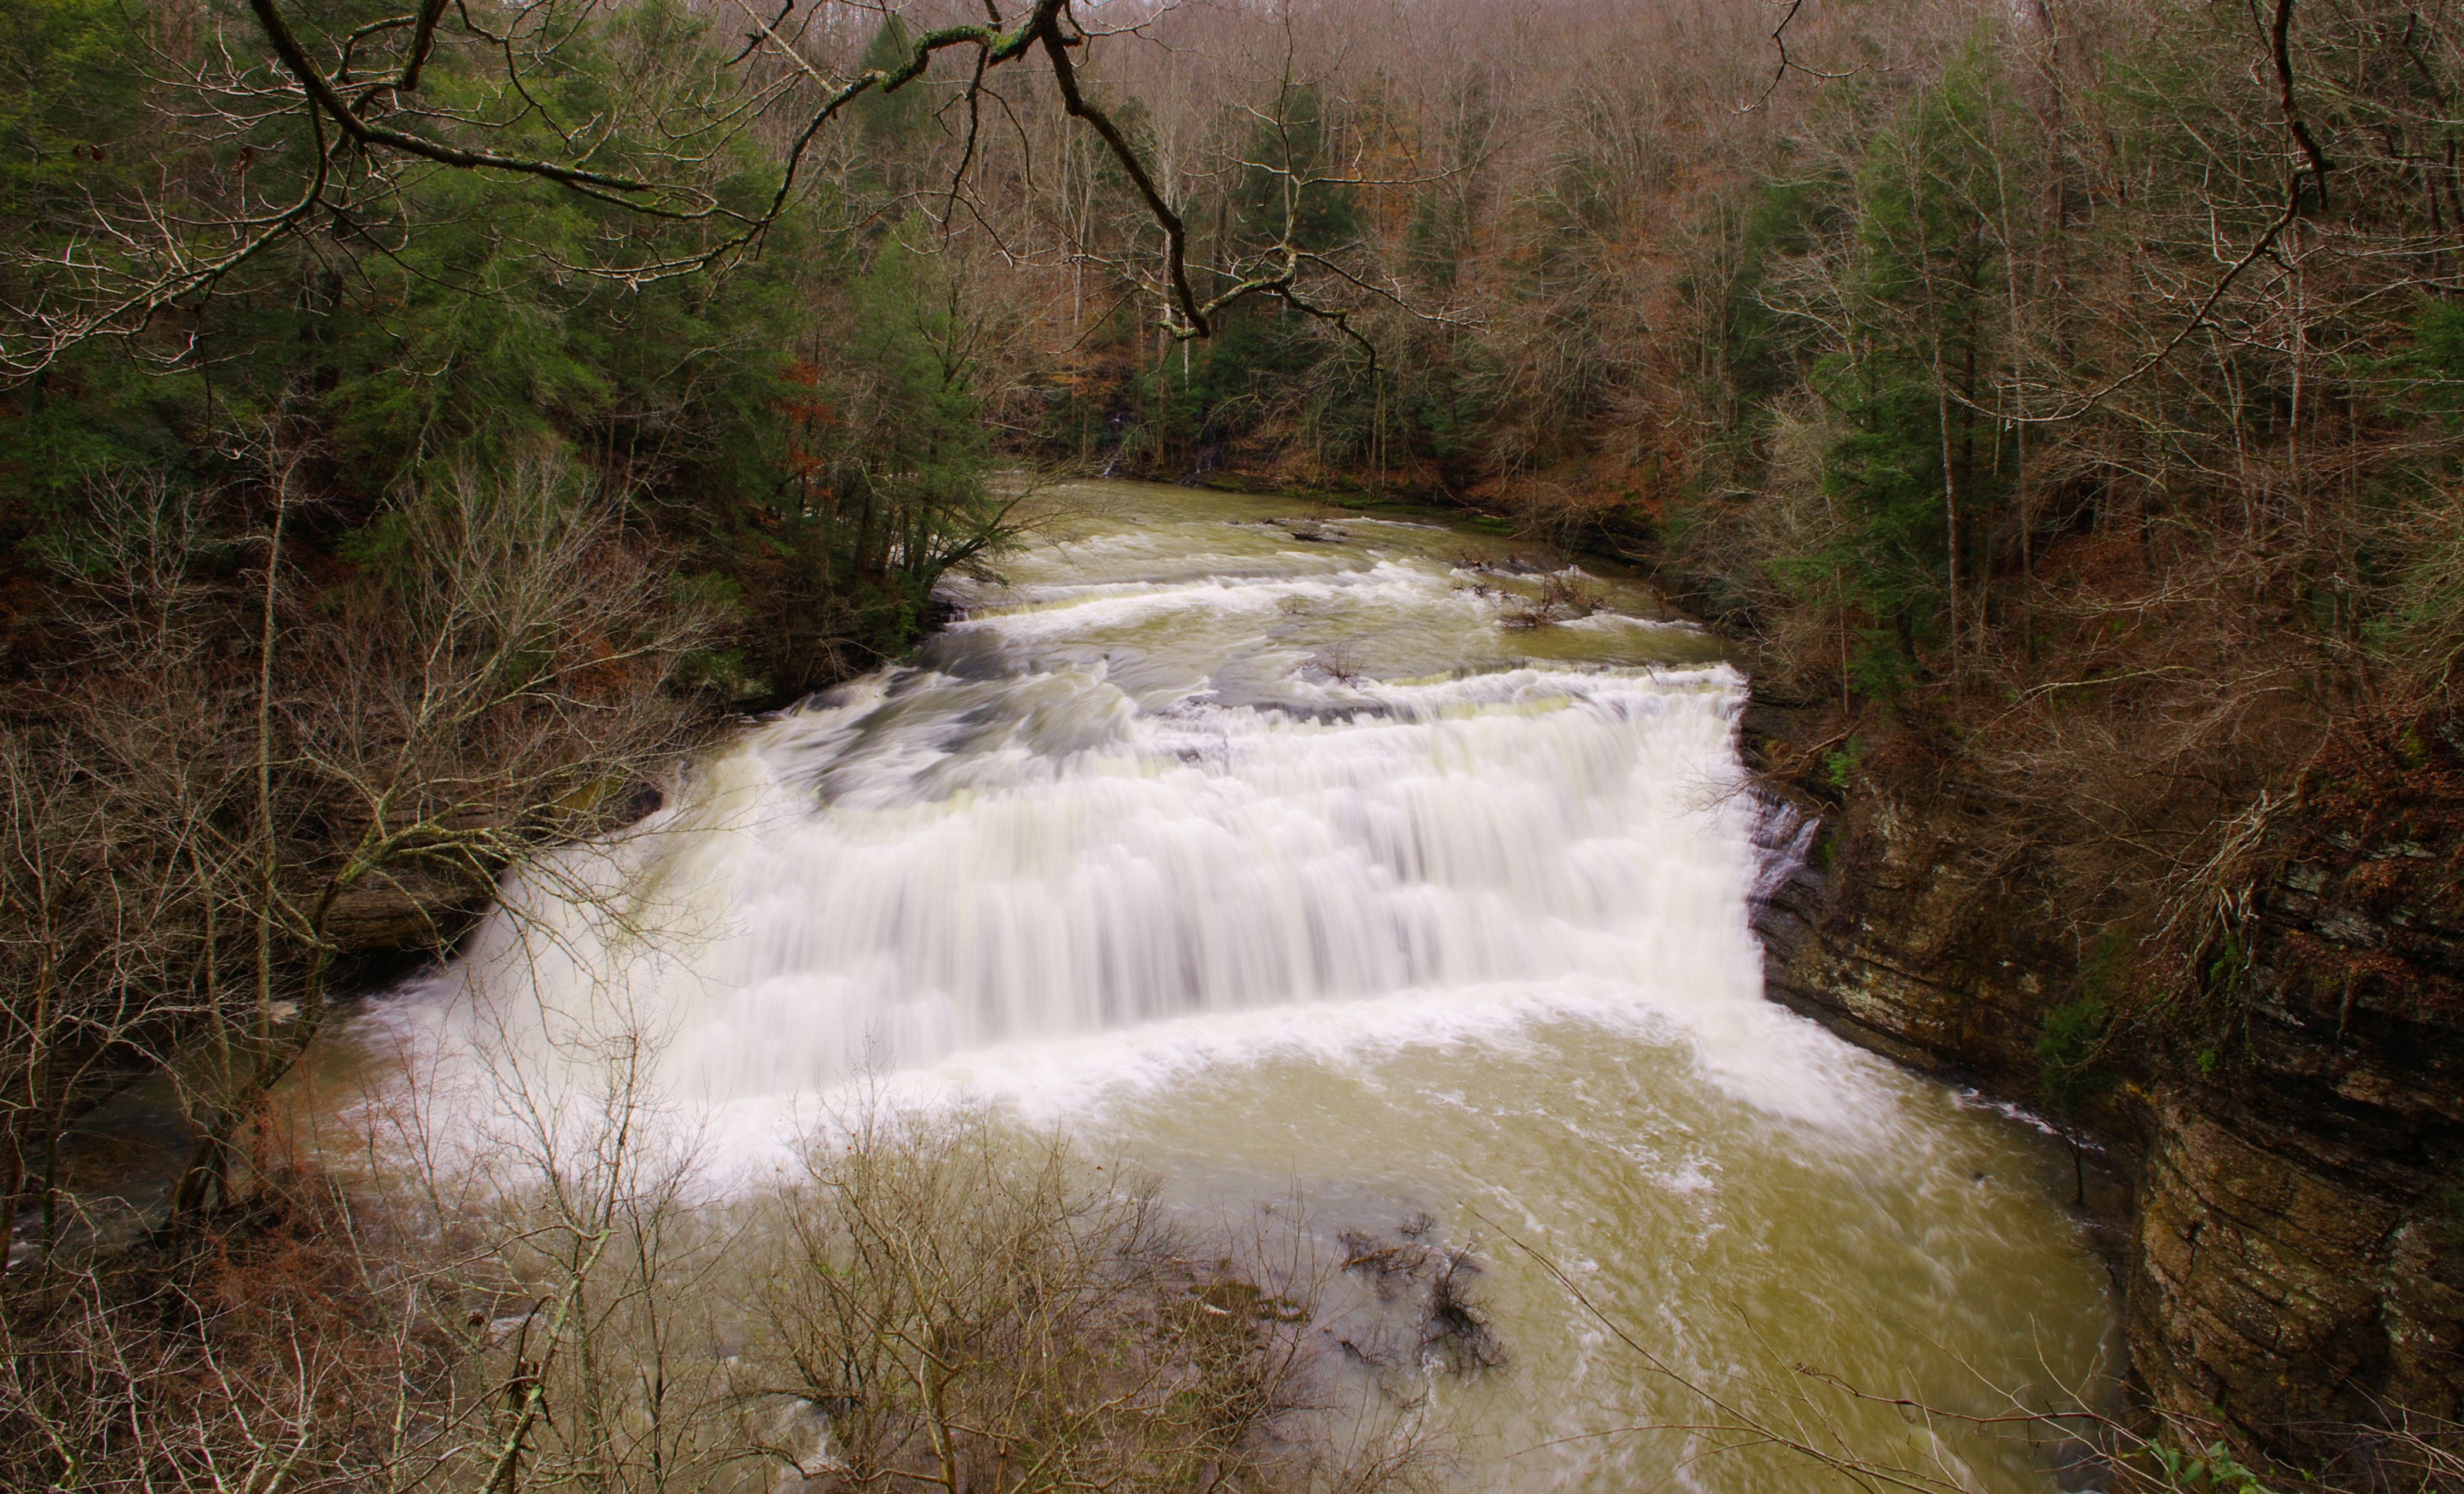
[
  {"xmin": 0, "ymin": 0, "xmax": 985, "ymax": 697},
  {"xmin": 855, "ymin": 14, "xmax": 931, "ymax": 160},
  {"xmin": 1234, "ymin": 86, "xmax": 1361, "ymax": 255},
  {"xmin": 1820, "ymin": 736, "xmax": 1866, "ymax": 790},
  {"xmin": 2205, "ymin": 932, "xmax": 2250, "ymax": 1004},
  {"xmin": 1406, "ymin": 192, "xmax": 1474, "ymax": 289},
  {"xmin": 831, "ymin": 232, "xmax": 1001, "ymax": 587},
  {"xmin": 2398, "ymin": 299, "xmax": 2464, "ymax": 424},
  {"xmin": 2079, "ymin": 925, "xmax": 2136, "ymax": 1003},
  {"xmin": 1781, "ymin": 53, "xmax": 2024, "ymax": 684},
  {"xmin": 2035, "ymin": 997, "xmax": 2114, "ymax": 1116},
  {"xmin": 0, "ymin": 0, "xmax": 144, "ymax": 232},
  {"xmin": 0, "ymin": 368, "xmax": 188, "ymax": 526},
  {"xmin": 1052, "ymin": 83, "xmax": 1375, "ymax": 477},
  {"xmin": 1402, "ymin": 350, "xmax": 1497, "ymax": 470},
  {"xmin": 674, "ymin": 645, "xmax": 767, "ymax": 700},
  {"xmin": 2151, "ymin": 1441, "xmax": 2280, "ymax": 1494},
  {"xmin": 1725, "ymin": 177, "xmax": 1844, "ymax": 409}
]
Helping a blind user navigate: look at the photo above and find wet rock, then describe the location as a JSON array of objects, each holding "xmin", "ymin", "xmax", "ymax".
[
  {"xmin": 2132, "ymin": 781, "xmax": 2464, "ymax": 1442},
  {"xmin": 1748, "ymin": 700, "xmax": 2464, "ymax": 1463},
  {"xmin": 2131, "ymin": 1091, "xmax": 2414, "ymax": 1431},
  {"xmin": 322, "ymin": 878, "xmax": 484, "ymax": 954},
  {"xmin": 1753, "ymin": 792, "xmax": 2067, "ymax": 1089}
]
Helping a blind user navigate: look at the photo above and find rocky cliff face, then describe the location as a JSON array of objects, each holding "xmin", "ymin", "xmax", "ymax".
[
  {"xmin": 1746, "ymin": 700, "xmax": 2464, "ymax": 1468},
  {"xmin": 1751, "ymin": 777, "xmax": 2066, "ymax": 1094},
  {"xmin": 2132, "ymin": 717, "xmax": 2464, "ymax": 1457}
]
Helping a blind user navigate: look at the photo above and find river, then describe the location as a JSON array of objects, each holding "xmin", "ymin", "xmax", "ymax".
[{"xmin": 361, "ymin": 479, "xmax": 2115, "ymax": 1492}]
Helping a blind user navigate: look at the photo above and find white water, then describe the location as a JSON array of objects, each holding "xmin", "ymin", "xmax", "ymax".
[{"xmin": 364, "ymin": 483, "xmax": 2114, "ymax": 1491}]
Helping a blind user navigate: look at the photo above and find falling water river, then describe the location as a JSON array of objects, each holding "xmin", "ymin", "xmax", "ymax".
[{"xmin": 349, "ymin": 480, "xmax": 2115, "ymax": 1491}]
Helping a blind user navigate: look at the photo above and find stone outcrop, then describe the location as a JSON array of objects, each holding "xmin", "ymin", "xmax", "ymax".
[
  {"xmin": 322, "ymin": 876, "xmax": 487, "ymax": 955},
  {"xmin": 1753, "ymin": 783, "xmax": 2070, "ymax": 1095},
  {"xmin": 2131, "ymin": 720, "xmax": 2464, "ymax": 1450},
  {"xmin": 318, "ymin": 782, "xmax": 664, "ymax": 957},
  {"xmin": 1745, "ymin": 697, "xmax": 2464, "ymax": 1466}
]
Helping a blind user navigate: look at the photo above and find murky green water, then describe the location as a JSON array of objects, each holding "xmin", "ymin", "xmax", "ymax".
[{"xmin": 362, "ymin": 480, "xmax": 2117, "ymax": 1490}]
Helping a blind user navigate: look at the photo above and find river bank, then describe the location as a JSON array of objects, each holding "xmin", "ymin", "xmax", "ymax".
[
  {"xmin": 300, "ymin": 478, "xmax": 2112, "ymax": 1492},
  {"xmin": 1209, "ymin": 456, "xmax": 2464, "ymax": 1472},
  {"xmin": 24, "ymin": 478, "xmax": 2158, "ymax": 1492},
  {"xmin": 1738, "ymin": 685, "xmax": 2464, "ymax": 1475}
]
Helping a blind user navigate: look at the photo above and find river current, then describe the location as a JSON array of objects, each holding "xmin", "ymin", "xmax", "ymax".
[{"xmin": 365, "ymin": 480, "xmax": 2114, "ymax": 1491}]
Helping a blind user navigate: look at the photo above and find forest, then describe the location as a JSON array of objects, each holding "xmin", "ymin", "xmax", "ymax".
[{"xmin": 2, "ymin": 0, "xmax": 2462, "ymax": 1483}]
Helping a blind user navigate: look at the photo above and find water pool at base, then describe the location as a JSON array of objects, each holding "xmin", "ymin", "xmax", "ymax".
[{"xmin": 357, "ymin": 481, "xmax": 2117, "ymax": 1492}]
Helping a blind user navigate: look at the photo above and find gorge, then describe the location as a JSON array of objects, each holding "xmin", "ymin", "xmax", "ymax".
[
  {"xmin": 360, "ymin": 480, "xmax": 2118, "ymax": 1490},
  {"xmin": 5, "ymin": 0, "xmax": 2463, "ymax": 1483}
]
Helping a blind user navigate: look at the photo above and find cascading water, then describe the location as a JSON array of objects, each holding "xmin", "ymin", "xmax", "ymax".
[{"xmin": 370, "ymin": 481, "xmax": 2115, "ymax": 1492}]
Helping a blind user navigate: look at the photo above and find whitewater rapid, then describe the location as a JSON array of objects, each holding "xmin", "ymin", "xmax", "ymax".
[
  {"xmin": 362, "ymin": 482, "xmax": 2114, "ymax": 1492},
  {"xmin": 395, "ymin": 503, "xmax": 1802, "ymax": 1143}
]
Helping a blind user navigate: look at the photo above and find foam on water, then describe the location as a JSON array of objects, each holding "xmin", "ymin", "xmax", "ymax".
[
  {"xmin": 358, "ymin": 482, "xmax": 2111, "ymax": 1491},
  {"xmin": 379, "ymin": 654, "xmax": 1872, "ymax": 1169},
  {"xmin": 367, "ymin": 490, "xmax": 1950, "ymax": 1169}
]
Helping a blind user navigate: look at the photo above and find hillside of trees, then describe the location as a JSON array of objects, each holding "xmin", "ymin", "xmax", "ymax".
[{"xmin": 2, "ymin": 0, "xmax": 2462, "ymax": 1483}]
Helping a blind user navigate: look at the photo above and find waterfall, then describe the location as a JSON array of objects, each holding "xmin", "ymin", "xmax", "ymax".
[
  {"xmin": 418, "ymin": 659, "xmax": 1769, "ymax": 1118},
  {"xmin": 381, "ymin": 493, "xmax": 1832, "ymax": 1156},
  {"xmin": 362, "ymin": 483, "xmax": 2114, "ymax": 1493}
]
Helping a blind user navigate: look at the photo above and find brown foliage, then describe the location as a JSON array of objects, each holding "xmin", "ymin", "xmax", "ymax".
[{"xmin": 0, "ymin": 455, "xmax": 720, "ymax": 1262}]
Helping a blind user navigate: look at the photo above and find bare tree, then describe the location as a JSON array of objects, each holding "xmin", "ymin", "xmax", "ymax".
[
  {"xmin": 0, "ymin": 453, "xmax": 721, "ymax": 1260},
  {"xmin": 0, "ymin": 0, "xmax": 1414, "ymax": 382},
  {"xmin": 749, "ymin": 1103, "xmax": 1429, "ymax": 1494}
]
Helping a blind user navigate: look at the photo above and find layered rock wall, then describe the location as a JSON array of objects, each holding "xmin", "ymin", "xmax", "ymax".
[{"xmin": 1746, "ymin": 702, "xmax": 2464, "ymax": 1463}]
